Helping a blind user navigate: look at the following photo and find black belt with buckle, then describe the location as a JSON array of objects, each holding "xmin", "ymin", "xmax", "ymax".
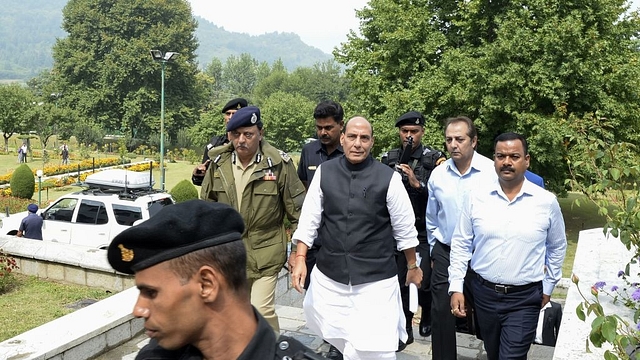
[{"xmin": 475, "ymin": 273, "xmax": 541, "ymax": 294}]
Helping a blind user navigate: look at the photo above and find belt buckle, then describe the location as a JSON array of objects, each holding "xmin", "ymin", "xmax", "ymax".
[{"xmin": 494, "ymin": 284, "xmax": 508, "ymax": 294}]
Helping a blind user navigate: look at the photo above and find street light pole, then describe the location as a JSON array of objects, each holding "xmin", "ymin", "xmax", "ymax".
[
  {"xmin": 36, "ymin": 170, "xmax": 43, "ymax": 206},
  {"xmin": 150, "ymin": 50, "xmax": 179, "ymax": 191}
]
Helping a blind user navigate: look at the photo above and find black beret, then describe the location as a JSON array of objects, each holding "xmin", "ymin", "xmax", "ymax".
[
  {"xmin": 221, "ymin": 98, "xmax": 248, "ymax": 113},
  {"xmin": 226, "ymin": 106, "xmax": 262, "ymax": 132},
  {"xmin": 395, "ymin": 111, "xmax": 425, "ymax": 127},
  {"xmin": 107, "ymin": 200, "xmax": 245, "ymax": 274}
]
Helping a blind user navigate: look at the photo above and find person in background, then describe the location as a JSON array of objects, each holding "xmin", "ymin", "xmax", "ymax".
[
  {"xmin": 449, "ymin": 132, "xmax": 567, "ymax": 360},
  {"xmin": 17, "ymin": 204, "xmax": 43, "ymax": 240},
  {"xmin": 200, "ymin": 106, "xmax": 305, "ymax": 334},
  {"xmin": 18, "ymin": 142, "xmax": 27, "ymax": 163},
  {"xmin": 291, "ymin": 117, "xmax": 422, "ymax": 360},
  {"xmin": 381, "ymin": 111, "xmax": 446, "ymax": 351},
  {"xmin": 192, "ymin": 98, "xmax": 248, "ymax": 186},
  {"xmin": 289, "ymin": 100, "xmax": 345, "ymax": 359},
  {"xmin": 525, "ymin": 170, "xmax": 544, "ymax": 188},
  {"xmin": 426, "ymin": 116, "xmax": 496, "ymax": 360},
  {"xmin": 60, "ymin": 142, "xmax": 70, "ymax": 165},
  {"xmin": 107, "ymin": 200, "xmax": 325, "ymax": 360}
]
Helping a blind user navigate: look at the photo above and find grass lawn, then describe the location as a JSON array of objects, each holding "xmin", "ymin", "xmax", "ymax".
[{"xmin": 0, "ymin": 275, "xmax": 113, "ymax": 341}]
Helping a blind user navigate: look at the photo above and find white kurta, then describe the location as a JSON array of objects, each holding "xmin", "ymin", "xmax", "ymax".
[
  {"xmin": 293, "ymin": 164, "xmax": 418, "ymax": 358},
  {"xmin": 304, "ymin": 268, "xmax": 405, "ymax": 358}
]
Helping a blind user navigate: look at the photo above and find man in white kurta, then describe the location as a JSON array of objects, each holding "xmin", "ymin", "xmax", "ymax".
[{"xmin": 291, "ymin": 117, "xmax": 422, "ymax": 360}]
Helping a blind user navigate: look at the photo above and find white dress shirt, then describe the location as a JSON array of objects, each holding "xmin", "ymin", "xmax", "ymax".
[
  {"xmin": 426, "ymin": 151, "xmax": 496, "ymax": 250},
  {"xmin": 448, "ymin": 178, "xmax": 567, "ymax": 296}
]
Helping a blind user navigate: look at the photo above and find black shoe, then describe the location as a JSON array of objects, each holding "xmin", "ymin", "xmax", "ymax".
[
  {"xmin": 406, "ymin": 327, "xmax": 414, "ymax": 345},
  {"xmin": 419, "ymin": 322, "xmax": 432, "ymax": 337},
  {"xmin": 397, "ymin": 340, "xmax": 407, "ymax": 352},
  {"xmin": 326, "ymin": 345, "xmax": 343, "ymax": 360},
  {"xmin": 397, "ymin": 327, "xmax": 414, "ymax": 352}
]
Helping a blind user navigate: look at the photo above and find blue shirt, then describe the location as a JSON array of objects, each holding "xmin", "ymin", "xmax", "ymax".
[
  {"xmin": 448, "ymin": 178, "xmax": 567, "ymax": 296},
  {"xmin": 426, "ymin": 152, "xmax": 496, "ymax": 250},
  {"xmin": 19, "ymin": 212, "xmax": 43, "ymax": 240},
  {"xmin": 525, "ymin": 170, "xmax": 545, "ymax": 188}
]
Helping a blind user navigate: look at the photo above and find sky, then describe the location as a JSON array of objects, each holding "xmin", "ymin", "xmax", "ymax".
[
  {"xmin": 187, "ymin": 0, "xmax": 370, "ymax": 54},
  {"xmin": 187, "ymin": 0, "xmax": 640, "ymax": 54}
]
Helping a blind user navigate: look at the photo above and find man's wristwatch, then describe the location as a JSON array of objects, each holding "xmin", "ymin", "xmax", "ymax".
[{"xmin": 407, "ymin": 262, "xmax": 419, "ymax": 270}]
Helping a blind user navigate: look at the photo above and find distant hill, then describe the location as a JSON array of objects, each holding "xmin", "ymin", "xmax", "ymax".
[
  {"xmin": 194, "ymin": 16, "xmax": 332, "ymax": 70},
  {"xmin": 0, "ymin": 1, "xmax": 332, "ymax": 81}
]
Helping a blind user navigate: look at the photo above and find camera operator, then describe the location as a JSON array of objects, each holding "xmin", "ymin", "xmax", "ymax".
[{"xmin": 381, "ymin": 111, "xmax": 446, "ymax": 351}]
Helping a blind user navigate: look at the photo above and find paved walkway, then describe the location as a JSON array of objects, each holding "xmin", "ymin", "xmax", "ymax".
[{"xmin": 98, "ymin": 305, "xmax": 555, "ymax": 359}]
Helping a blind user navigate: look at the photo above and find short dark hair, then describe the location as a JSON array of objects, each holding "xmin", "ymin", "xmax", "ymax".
[
  {"xmin": 167, "ymin": 241, "xmax": 248, "ymax": 295},
  {"xmin": 494, "ymin": 132, "xmax": 528, "ymax": 155},
  {"xmin": 444, "ymin": 116, "xmax": 477, "ymax": 139},
  {"xmin": 314, "ymin": 100, "xmax": 344, "ymax": 122}
]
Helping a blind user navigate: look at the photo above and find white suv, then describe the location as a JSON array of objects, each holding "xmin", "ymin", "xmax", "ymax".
[{"xmin": 1, "ymin": 169, "xmax": 175, "ymax": 249}]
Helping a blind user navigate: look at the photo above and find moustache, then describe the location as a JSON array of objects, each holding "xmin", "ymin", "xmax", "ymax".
[{"xmin": 500, "ymin": 166, "xmax": 514, "ymax": 172}]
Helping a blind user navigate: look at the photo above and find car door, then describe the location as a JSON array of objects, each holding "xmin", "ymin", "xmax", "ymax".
[
  {"xmin": 70, "ymin": 199, "xmax": 111, "ymax": 248},
  {"xmin": 41, "ymin": 198, "xmax": 78, "ymax": 243}
]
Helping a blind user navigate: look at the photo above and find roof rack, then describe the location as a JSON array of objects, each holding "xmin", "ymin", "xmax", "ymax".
[{"xmin": 79, "ymin": 169, "xmax": 164, "ymax": 199}]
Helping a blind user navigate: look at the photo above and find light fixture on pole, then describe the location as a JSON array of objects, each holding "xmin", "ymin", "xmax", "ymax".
[
  {"xmin": 36, "ymin": 170, "xmax": 43, "ymax": 206},
  {"xmin": 149, "ymin": 50, "xmax": 179, "ymax": 191}
]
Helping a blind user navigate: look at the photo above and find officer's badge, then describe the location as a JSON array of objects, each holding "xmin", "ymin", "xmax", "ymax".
[
  {"xmin": 264, "ymin": 169, "xmax": 277, "ymax": 181},
  {"xmin": 236, "ymin": 103, "xmax": 242, "ymax": 109},
  {"xmin": 118, "ymin": 244, "xmax": 134, "ymax": 262},
  {"xmin": 279, "ymin": 150, "xmax": 290, "ymax": 162},
  {"xmin": 308, "ymin": 165, "xmax": 317, "ymax": 171},
  {"xmin": 436, "ymin": 157, "xmax": 446, "ymax": 166},
  {"xmin": 414, "ymin": 118, "xmax": 420, "ymax": 124},
  {"xmin": 251, "ymin": 113, "xmax": 257, "ymax": 124}
]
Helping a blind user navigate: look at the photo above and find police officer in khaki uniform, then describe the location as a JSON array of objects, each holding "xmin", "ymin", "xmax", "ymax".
[
  {"xmin": 200, "ymin": 106, "xmax": 305, "ymax": 333},
  {"xmin": 381, "ymin": 111, "xmax": 446, "ymax": 351},
  {"xmin": 107, "ymin": 200, "xmax": 324, "ymax": 360},
  {"xmin": 192, "ymin": 98, "xmax": 248, "ymax": 186}
]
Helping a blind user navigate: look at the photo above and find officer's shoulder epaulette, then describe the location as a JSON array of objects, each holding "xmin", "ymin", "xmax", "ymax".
[{"xmin": 279, "ymin": 150, "xmax": 291, "ymax": 162}]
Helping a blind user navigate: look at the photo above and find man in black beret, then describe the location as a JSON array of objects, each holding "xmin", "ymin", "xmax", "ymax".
[
  {"xmin": 192, "ymin": 98, "xmax": 248, "ymax": 186},
  {"xmin": 381, "ymin": 110, "xmax": 446, "ymax": 351},
  {"xmin": 200, "ymin": 106, "xmax": 306, "ymax": 334},
  {"xmin": 107, "ymin": 200, "xmax": 324, "ymax": 360}
]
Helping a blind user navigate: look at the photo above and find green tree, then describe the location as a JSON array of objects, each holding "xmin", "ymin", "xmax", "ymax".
[
  {"xmin": 221, "ymin": 53, "xmax": 263, "ymax": 97},
  {"xmin": 0, "ymin": 84, "xmax": 33, "ymax": 152},
  {"xmin": 10, "ymin": 164, "xmax": 35, "ymax": 199},
  {"xmin": 261, "ymin": 92, "xmax": 315, "ymax": 153},
  {"xmin": 52, "ymin": 0, "xmax": 205, "ymax": 144},
  {"xmin": 337, "ymin": 0, "xmax": 640, "ymax": 192},
  {"xmin": 169, "ymin": 179, "xmax": 199, "ymax": 203}
]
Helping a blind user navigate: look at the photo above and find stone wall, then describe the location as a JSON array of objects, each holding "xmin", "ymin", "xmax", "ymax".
[
  {"xmin": 0, "ymin": 236, "xmax": 303, "ymax": 359},
  {"xmin": 553, "ymin": 228, "xmax": 634, "ymax": 359}
]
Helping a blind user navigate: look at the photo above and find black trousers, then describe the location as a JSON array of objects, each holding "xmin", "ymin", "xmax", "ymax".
[
  {"xmin": 471, "ymin": 275, "xmax": 541, "ymax": 360},
  {"xmin": 430, "ymin": 241, "xmax": 457, "ymax": 360},
  {"xmin": 396, "ymin": 242, "xmax": 432, "ymax": 330}
]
